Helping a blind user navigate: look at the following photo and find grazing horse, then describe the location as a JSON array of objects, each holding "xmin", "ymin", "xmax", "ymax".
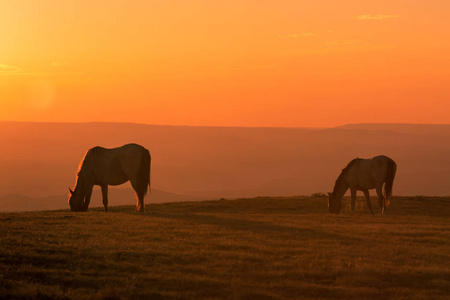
[
  {"xmin": 68, "ymin": 143, "xmax": 151, "ymax": 212},
  {"xmin": 328, "ymin": 155, "xmax": 397, "ymax": 215}
]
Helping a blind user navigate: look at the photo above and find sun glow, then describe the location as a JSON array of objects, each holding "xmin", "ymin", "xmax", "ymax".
[{"xmin": 1, "ymin": 1, "xmax": 450, "ymax": 127}]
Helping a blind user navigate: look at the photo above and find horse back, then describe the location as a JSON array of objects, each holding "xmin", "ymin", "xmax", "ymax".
[
  {"xmin": 83, "ymin": 144, "xmax": 149, "ymax": 185},
  {"xmin": 370, "ymin": 155, "xmax": 396, "ymax": 183},
  {"xmin": 345, "ymin": 158, "xmax": 373, "ymax": 188},
  {"xmin": 346, "ymin": 157, "xmax": 392, "ymax": 189},
  {"xmin": 116, "ymin": 144, "xmax": 148, "ymax": 173}
]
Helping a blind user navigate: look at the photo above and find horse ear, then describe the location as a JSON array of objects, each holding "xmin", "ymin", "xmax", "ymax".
[{"xmin": 68, "ymin": 188, "xmax": 74, "ymax": 195}]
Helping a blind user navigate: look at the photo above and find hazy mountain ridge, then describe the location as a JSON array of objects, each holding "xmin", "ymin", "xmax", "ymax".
[
  {"xmin": 337, "ymin": 123, "xmax": 450, "ymax": 136},
  {"xmin": 1, "ymin": 122, "xmax": 450, "ymax": 211}
]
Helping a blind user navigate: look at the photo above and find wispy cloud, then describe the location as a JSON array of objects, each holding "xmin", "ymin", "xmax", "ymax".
[
  {"xmin": 51, "ymin": 62, "xmax": 66, "ymax": 67},
  {"xmin": 0, "ymin": 63, "xmax": 86, "ymax": 77},
  {"xmin": 325, "ymin": 39, "xmax": 359, "ymax": 46},
  {"xmin": 0, "ymin": 64, "xmax": 47, "ymax": 76},
  {"xmin": 355, "ymin": 14, "xmax": 400, "ymax": 21},
  {"xmin": 278, "ymin": 33, "xmax": 315, "ymax": 39},
  {"xmin": 0, "ymin": 64, "xmax": 21, "ymax": 73}
]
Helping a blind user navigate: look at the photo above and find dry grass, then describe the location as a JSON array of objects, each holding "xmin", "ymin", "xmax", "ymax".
[{"xmin": 0, "ymin": 196, "xmax": 449, "ymax": 299}]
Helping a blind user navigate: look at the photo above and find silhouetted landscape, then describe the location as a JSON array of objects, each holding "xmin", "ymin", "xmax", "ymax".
[
  {"xmin": 1, "ymin": 196, "xmax": 449, "ymax": 299},
  {"xmin": 3, "ymin": 1, "xmax": 450, "ymax": 298},
  {"xmin": 1, "ymin": 121, "xmax": 450, "ymax": 211},
  {"xmin": 1, "ymin": 122, "xmax": 450, "ymax": 299}
]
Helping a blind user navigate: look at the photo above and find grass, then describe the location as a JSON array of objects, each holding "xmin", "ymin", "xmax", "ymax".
[{"xmin": 0, "ymin": 196, "xmax": 449, "ymax": 299}]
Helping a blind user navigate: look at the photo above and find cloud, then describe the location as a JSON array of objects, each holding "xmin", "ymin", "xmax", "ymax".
[
  {"xmin": 51, "ymin": 62, "xmax": 66, "ymax": 67},
  {"xmin": 356, "ymin": 14, "xmax": 400, "ymax": 21},
  {"xmin": 0, "ymin": 63, "xmax": 86, "ymax": 77},
  {"xmin": 0, "ymin": 64, "xmax": 46, "ymax": 76},
  {"xmin": 325, "ymin": 39, "xmax": 359, "ymax": 46},
  {"xmin": 0, "ymin": 64, "xmax": 21, "ymax": 73},
  {"xmin": 279, "ymin": 33, "xmax": 315, "ymax": 39}
]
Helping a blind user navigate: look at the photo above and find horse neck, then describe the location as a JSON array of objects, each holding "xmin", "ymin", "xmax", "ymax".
[
  {"xmin": 74, "ymin": 175, "xmax": 86, "ymax": 194},
  {"xmin": 333, "ymin": 176, "xmax": 349, "ymax": 200}
]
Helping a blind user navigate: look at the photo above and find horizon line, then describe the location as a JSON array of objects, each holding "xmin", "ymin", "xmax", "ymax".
[{"xmin": 1, "ymin": 120, "xmax": 450, "ymax": 129}]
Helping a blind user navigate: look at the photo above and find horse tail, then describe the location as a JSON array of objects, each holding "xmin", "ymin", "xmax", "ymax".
[
  {"xmin": 138, "ymin": 148, "xmax": 151, "ymax": 197},
  {"xmin": 384, "ymin": 158, "xmax": 397, "ymax": 207}
]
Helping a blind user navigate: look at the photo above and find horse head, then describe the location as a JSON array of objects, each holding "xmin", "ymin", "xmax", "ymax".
[
  {"xmin": 328, "ymin": 192, "xmax": 342, "ymax": 214},
  {"xmin": 68, "ymin": 188, "xmax": 87, "ymax": 212}
]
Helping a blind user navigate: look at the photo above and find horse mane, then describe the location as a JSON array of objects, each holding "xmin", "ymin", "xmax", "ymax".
[
  {"xmin": 334, "ymin": 158, "xmax": 360, "ymax": 187},
  {"xmin": 77, "ymin": 147, "xmax": 104, "ymax": 176},
  {"xmin": 76, "ymin": 151, "xmax": 89, "ymax": 177}
]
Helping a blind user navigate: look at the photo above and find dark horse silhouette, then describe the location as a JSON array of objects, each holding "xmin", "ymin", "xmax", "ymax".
[
  {"xmin": 328, "ymin": 155, "xmax": 397, "ymax": 214},
  {"xmin": 68, "ymin": 143, "xmax": 151, "ymax": 212}
]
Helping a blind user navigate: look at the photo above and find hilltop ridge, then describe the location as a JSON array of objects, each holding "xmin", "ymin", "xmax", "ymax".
[
  {"xmin": 337, "ymin": 123, "xmax": 450, "ymax": 136},
  {"xmin": 1, "ymin": 121, "xmax": 450, "ymax": 211},
  {"xmin": 0, "ymin": 196, "xmax": 449, "ymax": 298}
]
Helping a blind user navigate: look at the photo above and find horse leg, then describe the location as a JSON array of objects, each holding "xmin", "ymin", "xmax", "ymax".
[
  {"xmin": 376, "ymin": 185, "xmax": 384, "ymax": 214},
  {"xmin": 84, "ymin": 185, "xmax": 93, "ymax": 212},
  {"xmin": 136, "ymin": 192, "xmax": 145, "ymax": 213},
  {"xmin": 363, "ymin": 189, "xmax": 373, "ymax": 215},
  {"xmin": 101, "ymin": 185, "xmax": 108, "ymax": 212},
  {"xmin": 350, "ymin": 187, "xmax": 357, "ymax": 212},
  {"xmin": 130, "ymin": 179, "xmax": 145, "ymax": 212}
]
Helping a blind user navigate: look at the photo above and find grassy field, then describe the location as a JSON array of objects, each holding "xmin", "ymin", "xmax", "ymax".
[{"xmin": 0, "ymin": 196, "xmax": 449, "ymax": 299}]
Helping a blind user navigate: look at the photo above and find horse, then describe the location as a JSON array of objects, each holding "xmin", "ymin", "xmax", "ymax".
[
  {"xmin": 68, "ymin": 143, "xmax": 151, "ymax": 212},
  {"xmin": 328, "ymin": 155, "xmax": 397, "ymax": 215}
]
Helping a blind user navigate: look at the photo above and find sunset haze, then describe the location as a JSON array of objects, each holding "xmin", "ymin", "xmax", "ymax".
[
  {"xmin": 1, "ymin": 1, "xmax": 449, "ymax": 127},
  {"xmin": 2, "ymin": 4, "xmax": 450, "ymax": 297}
]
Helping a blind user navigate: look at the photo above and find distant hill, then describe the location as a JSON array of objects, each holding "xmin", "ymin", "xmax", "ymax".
[
  {"xmin": 1, "ymin": 121, "xmax": 450, "ymax": 210},
  {"xmin": 0, "ymin": 188, "xmax": 205, "ymax": 212},
  {"xmin": 338, "ymin": 123, "xmax": 450, "ymax": 136}
]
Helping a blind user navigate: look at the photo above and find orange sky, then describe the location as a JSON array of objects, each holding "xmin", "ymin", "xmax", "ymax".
[{"xmin": 1, "ymin": 1, "xmax": 449, "ymax": 127}]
